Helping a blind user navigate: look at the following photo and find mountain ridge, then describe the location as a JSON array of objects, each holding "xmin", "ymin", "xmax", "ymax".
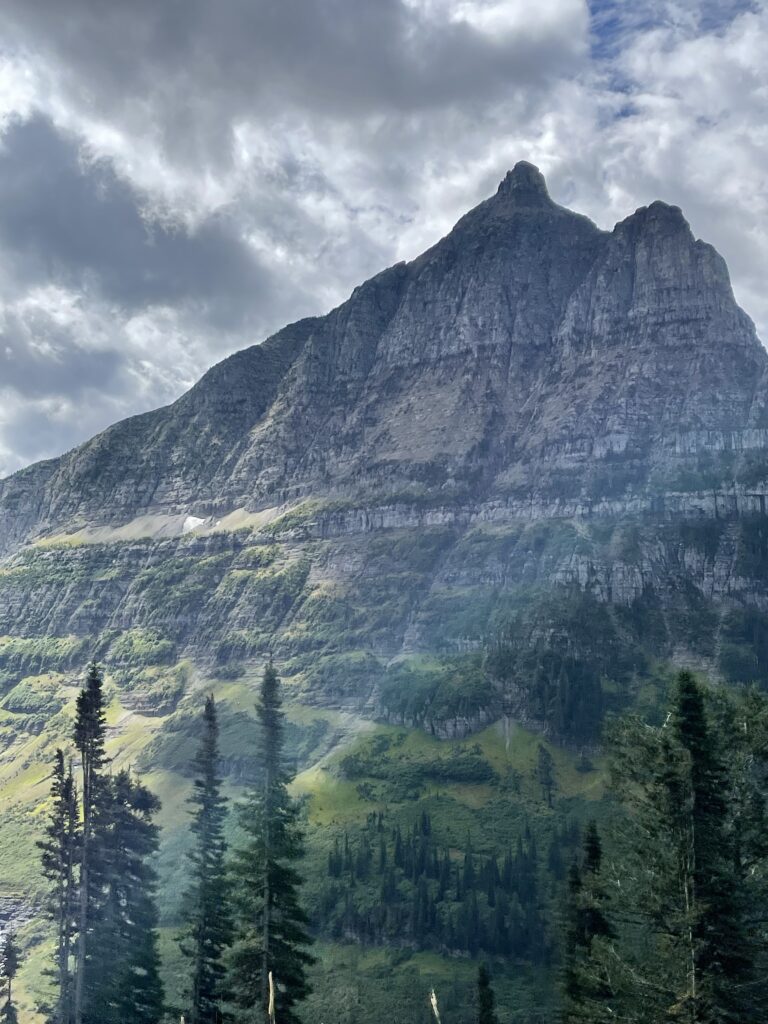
[{"xmin": 2, "ymin": 162, "xmax": 764, "ymax": 557}]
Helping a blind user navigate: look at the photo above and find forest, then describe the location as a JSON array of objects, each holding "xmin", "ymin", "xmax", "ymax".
[{"xmin": 2, "ymin": 659, "xmax": 768, "ymax": 1024}]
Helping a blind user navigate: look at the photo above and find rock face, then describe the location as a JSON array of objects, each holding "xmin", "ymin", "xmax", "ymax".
[
  {"xmin": 2, "ymin": 162, "xmax": 765, "ymax": 556},
  {"xmin": 0, "ymin": 163, "xmax": 767, "ymax": 734}
]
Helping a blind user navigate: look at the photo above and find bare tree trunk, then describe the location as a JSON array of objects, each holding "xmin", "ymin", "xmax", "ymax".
[
  {"xmin": 56, "ymin": 819, "xmax": 76, "ymax": 1024},
  {"xmin": 55, "ymin": 879, "xmax": 66, "ymax": 1024}
]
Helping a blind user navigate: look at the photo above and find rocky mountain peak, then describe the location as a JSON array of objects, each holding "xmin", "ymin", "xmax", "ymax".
[
  {"xmin": 496, "ymin": 160, "xmax": 550, "ymax": 200},
  {"xmin": 0, "ymin": 172, "xmax": 765, "ymax": 556},
  {"xmin": 619, "ymin": 199, "xmax": 691, "ymax": 237}
]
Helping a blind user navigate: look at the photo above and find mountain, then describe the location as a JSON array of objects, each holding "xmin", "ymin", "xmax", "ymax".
[
  {"xmin": 2, "ymin": 161, "xmax": 765, "ymax": 554},
  {"xmin": 2, "ymin": 164, "xmax": 768, "ymax": 1021}
]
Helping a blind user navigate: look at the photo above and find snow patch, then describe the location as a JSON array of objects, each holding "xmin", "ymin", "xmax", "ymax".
[{"xmin": 182, "ymin": 515, "xmax": 206, "ymax": 535}]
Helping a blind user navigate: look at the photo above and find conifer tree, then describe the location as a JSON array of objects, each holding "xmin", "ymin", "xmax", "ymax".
[
  {"xmin": 0, "ymin": 932, "xmax": 20, "ymax": 1024},
  {"xmin": 535, "ymin": 745, "xmax": 556, "ymax": 807},
  {"xmin": 38, "ymin": 749, "xmax": 79, "ymax": 1024},
  {"xmin": 180, "ymin": 696, "xmax": 231, "ymax": 1024},
  {"xmin": 229, "ymin": 662, "xmax": 314, "ymax": 1024},
  {"xmin": 602, "ymin": 671, "xmax": 767, "ymax": 1024},
  {"xmin": 476, "ymin": 964, "xmax": 498, "ymax": 1024},
  {"xmin": 72, "ymin": 663, "xmax": 108, "ymax": 1024},
  {"xmin": 560, "ymin": 823, "xmax": 614, "ymax": 1024},
  {"xmin": 85, "ymin": 771, "xmax": 164, "ymax": 1024},
  {"xmin": 672, "ymin": 670, "xmax": 754, "ymax": 1022},
  {"xmin": 463, "ymin": 836, "xmax": 476, "ymax": 890}
]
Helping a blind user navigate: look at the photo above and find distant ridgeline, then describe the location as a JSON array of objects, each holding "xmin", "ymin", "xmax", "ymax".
[{"xmin": 1, "ymin": 164, "xmax": 768, "ymax": 1021}]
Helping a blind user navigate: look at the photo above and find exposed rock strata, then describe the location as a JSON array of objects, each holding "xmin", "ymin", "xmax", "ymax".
[{"xmin": 1, "ymin": 163, "xmax": 766, "ymax": 558}]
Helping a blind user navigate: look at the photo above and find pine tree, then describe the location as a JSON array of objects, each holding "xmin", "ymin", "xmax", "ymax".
[
  {"xmin": 72, "ymin": 663, "xmax": 108, "ymax": 1024},
  {"xmin": 535, "ymin": 745, "xmax": 556, "ymax": 807},
  {"xmin": 602, "ymin": 671, "xmax": 768, "ymax": 1024},
  {"xmin": 180, "ymin": 696, "xmax": 231, "ymax": 1024},
  {"xmin": 110, "ymin": 772, "xmax": 165, "ymax": 1024},
  {"xmin": 85, "ymin": 771, "xmax": 164, "ymax": 1024},
  {"xmin": 38, "ymin": 749, "xmax": 80, "ymax": 1024},
  {"xmin": 0, "ymin": 933, "xmax": 20, "ymax": 1024},
  {"xmin": 229, "ymin": 662, "xmax": 314, "ymax": 1024},
  {"xmin": 560, "ymin": 823, "xmax": 614, "ymax": 1024},
  {"xmin": 463, "ymin": 836, "xmax": 476, "ymax": 890},
  {"xmin": 476, "ymin": 964, "xmax": 498, "ymax": 1024},
  {"xmin": 672, "ymin": 671, "xmax": 755, "ymax": 1022}
]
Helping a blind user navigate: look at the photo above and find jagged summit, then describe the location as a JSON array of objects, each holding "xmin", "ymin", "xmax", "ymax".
[
  {"xmin": 496, "ymin": 161, "xmax": 550, "ymax": 199},
  {"xmin": 0, "ymin": 173, "xmax": 765, "ymax": 555},
  {"xmin": 620, "ymin": 199, "xmax": 690, "ymax": 233}
]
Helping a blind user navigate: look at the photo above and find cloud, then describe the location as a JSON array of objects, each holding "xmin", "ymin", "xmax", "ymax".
[
  {"xmin": 0, "ymin": 0, "xmax": 765, "ymax": 476},
  {"xmin": 579, "ymin": 2, "xmax": 768, "ymax": 331},
  {"xmin": 0, "ymin": 116, "xmax": 302, "ymax": 326}
]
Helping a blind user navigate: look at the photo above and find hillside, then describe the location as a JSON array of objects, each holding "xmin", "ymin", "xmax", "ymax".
[{"xmin": 1, "ymin": 164, "xmax": 768, "ymax": 1022}]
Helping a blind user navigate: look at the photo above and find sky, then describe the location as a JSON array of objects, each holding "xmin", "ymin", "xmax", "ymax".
[{"xmin": 0, "ymin": 0, "xmax": 766, "ymax": 477}]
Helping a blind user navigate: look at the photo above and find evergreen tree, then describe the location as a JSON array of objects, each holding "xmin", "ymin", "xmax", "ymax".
[
  {"xmin": 85, "ymin": 771, "xmax": 164, "ymax": 1024},
  {"xmin": 560, "ymin": 823, "xmax": 614, "ymax": 1024},
  {"xmin": 38, "ymin": 749, "xmax": 80, "ymax": 1024},
  {"xmin": 672, "ymin": 671, "xmax": 755, "ymax": 1022},
  {"xmin": 535, "ymin": 745, "xmax": 556, "ymax": 807},
  {"xmin": 229, "ymin": 662, "xmax": 314, "ymax": 1024},
  {"xmin": 579, "ymin": 823, "xmax": 612, "ymax": 947},
  {"xmin": 72, "ymin": 663, "xmax": 108, "ymax": 1024},
  {"xmin": 180, "ymin": 696, "xmax": 231, "ymax": 1024},
  {"xmin": 601, "ymin": 671, "xmax": 768, "ymax": 1024},
  {"xmin": 476, "ymin": 964, "xmax": 498, "ymax": 1024},
  {"xmin": 463, "ymin": 836, "xmax": 476, "ymax": 890},
  {"xmin": 0, "ymin": 932, "xmax": 20, "ymax": 1024}
]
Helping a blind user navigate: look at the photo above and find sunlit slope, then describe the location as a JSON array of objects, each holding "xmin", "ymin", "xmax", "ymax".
[{"xmin": 4, "ymin": 651, "xmax": 607, "ymax": 1023}]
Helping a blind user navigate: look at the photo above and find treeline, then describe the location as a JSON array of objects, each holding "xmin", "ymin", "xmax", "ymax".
[
  {"xmin": 34, "ymin": 661, "xmax": 312, "ymax": 1024},
  {"xmin": 315, "ymin": 812, "xmax": 580, "ymax": 961},
  {"xmin": 561, "ymin": 671, "xmax": 768, "ymax": 1023}
]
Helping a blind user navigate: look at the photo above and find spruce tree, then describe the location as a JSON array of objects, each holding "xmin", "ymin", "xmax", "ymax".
[
  {"xmin": 229, "ymin": 662, "xmax": 314, "ymax": 1024},
  {"xmin": 180, "ymin": 695, "xmax": 231, "ymax": 1024},
  {"xmin": 560, "ymin": 823, "xmax": 614, "ymax": 1024},
  {"xmin": 86, "ymin": 771, "xmax": 164, "ymax": 1024},
  {"xmin": 72, "ymin": 663, "xmax": 108, "ymax": 1024},
  {"xmin": 476, "ymin": 964, "xmax": 498, "ymax": 1024},
  {"xmin": 535, "ymin": 745, "xmax": 556, "ymax": 807},
  {"xmin": 0, "ymin": 932, "xmax": 20, "ymax": 1024},
  {"xmin": 561, "ymin": 860, "xmax": 585, "ymax": 1017},
  {"xmin": 38, "ymin": 749, "xmax": 80, "ymax": 1024},
  {"xmin": 672, "ymin": 671, "xmax": 754, "ymax": 1022},
  {"xmin": 603, "ymin": 671, "xmax": 766, "ymax": 1024}
]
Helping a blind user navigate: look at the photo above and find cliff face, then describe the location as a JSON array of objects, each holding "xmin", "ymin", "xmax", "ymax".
[{"xmin": 2, "ymin": 162, "xmax": 765, "ymax": 559}]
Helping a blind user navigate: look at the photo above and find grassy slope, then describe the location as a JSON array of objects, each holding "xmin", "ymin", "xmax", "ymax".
[{"xmin": 2, "ymin": 659, "xmax": 602, "ymax": 1024}]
